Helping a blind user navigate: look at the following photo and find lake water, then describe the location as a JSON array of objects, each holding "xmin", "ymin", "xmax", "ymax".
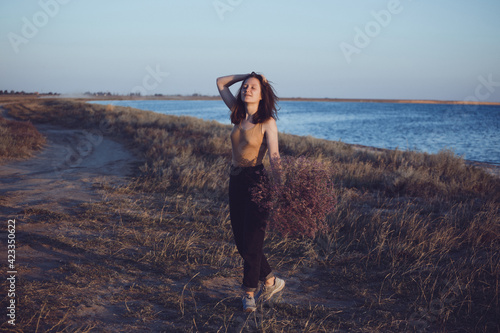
[{"xmin": 89, "ymin": 100, "xmax": 500, "ymax": 165}]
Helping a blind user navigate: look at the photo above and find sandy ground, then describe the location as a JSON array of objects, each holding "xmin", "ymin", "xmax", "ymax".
[
  {"xmin": 0, "ymin": 118, "xmax": 133, "ymax": 286},
  {"xmin": 0, "ymin": 118, "xmax": 147, "ymax": 329},
  {"xmin": 0, "ymin": 124, "xmax": 136, "ymax": 216}
]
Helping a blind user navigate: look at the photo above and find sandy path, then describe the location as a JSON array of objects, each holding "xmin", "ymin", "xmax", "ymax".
[
  {"xmin": 0, "ymin": 116, "xmax": 139, "ymax": 274},
  {"xmin": 0, "ymin": 117, "xmax": 153, "ymax": 329},
  {"xmin": 0, "ymin": 123, "xmax": 137, "ymax": 216}
]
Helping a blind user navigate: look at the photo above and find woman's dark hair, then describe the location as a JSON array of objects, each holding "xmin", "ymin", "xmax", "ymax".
[{"xmin": 230, "ymin": 72, "xmax": 279, "ymax": 125}]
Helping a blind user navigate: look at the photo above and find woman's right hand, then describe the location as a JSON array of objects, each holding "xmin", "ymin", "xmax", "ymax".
[{"xmin": 216, "ymin": 74, "xmax": 248, "ymax": 110}]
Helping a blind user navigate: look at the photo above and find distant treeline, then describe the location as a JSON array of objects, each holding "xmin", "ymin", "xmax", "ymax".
[
  {"xmin": 83, "ymin": 91, "xmax": 210, "ymax": 97},
  {"xmin": 0, "ymin": 90, "xmax": 59, "ymax": 96}
]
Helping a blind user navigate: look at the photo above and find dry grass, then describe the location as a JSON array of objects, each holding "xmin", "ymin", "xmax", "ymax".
[
  {"xmin": 2, "ymin": 99, "xmax": 499, "ymax": 332},
  {"xmin": 0, "ymin": 116, "xmax": 46, "ymax": 161}
]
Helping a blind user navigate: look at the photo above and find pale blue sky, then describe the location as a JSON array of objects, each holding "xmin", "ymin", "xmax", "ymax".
[{"xmin": 1, "ymin": 0, "xmax": 500, "ymax": 101}]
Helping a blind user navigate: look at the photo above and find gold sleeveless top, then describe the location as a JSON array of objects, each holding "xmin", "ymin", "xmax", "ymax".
[{"xmin": 230, "ymin": 123, "xmax": 268, "ymax": 167}]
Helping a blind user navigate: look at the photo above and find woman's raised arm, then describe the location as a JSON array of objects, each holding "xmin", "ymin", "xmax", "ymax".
[{"xmin": 216, "ymin": 74, "xmax": 248, "ymax": 109}]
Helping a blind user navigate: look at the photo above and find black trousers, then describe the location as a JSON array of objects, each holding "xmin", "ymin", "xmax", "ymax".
[{"xmin": 229, "ymin": 164, "xmax": 273, "ymax": 292}]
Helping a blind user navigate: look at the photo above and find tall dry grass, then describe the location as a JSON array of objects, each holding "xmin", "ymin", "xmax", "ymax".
[
  {"xmin": 4, "ymin": 99, "xmax": 499, "ymax": 332},
  {"xmin": 0, "ymin": 115, "xmax": 46, "ymax": 160}
]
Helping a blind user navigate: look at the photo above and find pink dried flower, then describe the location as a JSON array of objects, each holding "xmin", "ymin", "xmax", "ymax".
[{"xmin": 252, "ymin": 156, "xmax": 336, "ymax": 238}]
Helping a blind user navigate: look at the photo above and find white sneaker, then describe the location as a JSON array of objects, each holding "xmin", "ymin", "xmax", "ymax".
[{"xmin": 257, "ymin": 277, "xmax": 285, "ymax": 302}]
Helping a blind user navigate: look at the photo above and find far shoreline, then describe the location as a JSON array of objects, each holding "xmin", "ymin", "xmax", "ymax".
[
  {"xmin": 82, "ymin": 95, "xmax": 500, "ymax": 106},
  {"xmin": 16, "ymin": 94, "xmax": 500, "ymax": 106},
  {"xmin": 2, "ymin": 93, "xmax": 500, "ymax": 106}
]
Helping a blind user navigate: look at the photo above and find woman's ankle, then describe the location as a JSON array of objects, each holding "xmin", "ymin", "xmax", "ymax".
[{"xmin": 264, "ymin": 276, "xmax": 275, "ymax": 287}]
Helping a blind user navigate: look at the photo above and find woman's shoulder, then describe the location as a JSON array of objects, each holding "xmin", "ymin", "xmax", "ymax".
[
  {"xmin": 261, "ymin": 117, "xmax": 277, "ymax": 126},
  {"xmin": 261, "ymin": 117, "xmax": 277, "ymax": 132}
]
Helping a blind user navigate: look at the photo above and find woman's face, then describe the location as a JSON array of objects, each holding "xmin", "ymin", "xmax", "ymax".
[{"xmin": 241, "ymin": 77, "xmax": 262, "ymax": 104}]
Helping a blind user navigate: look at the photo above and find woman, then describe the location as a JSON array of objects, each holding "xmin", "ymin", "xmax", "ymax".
[{"xmin": 216, "ymin": 72, "xmax": 285, "ymax": 312}]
